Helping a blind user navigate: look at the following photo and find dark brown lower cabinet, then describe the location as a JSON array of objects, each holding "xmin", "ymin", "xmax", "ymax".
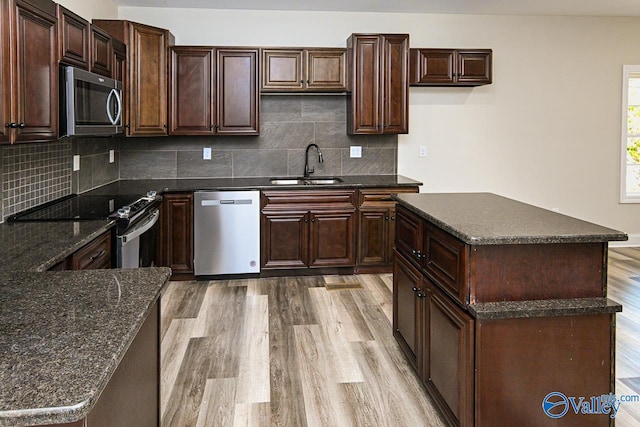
[
  {"xmin": 423, "ymin": 278, "xmax": 474, "ymax": 427},
  {"xmin": 261, "ymin": 210, "xmax": 308, "ymax": 269},
  {"xmin": 261, "ymin": 209, "xmax": 356, "ymax": 270},
  {"xmin": 309, "ymin": 210, "xmax": 355, "ymax": 267},
  {"xmin": 261, "ymin": 190, "xmax": 356, "ymax": 271},
  {"xmin": 48, "ymin": 230, "xmax": 113, "ymax": 271},
  {"xmin": 39, "ymin": 301, "xmax": 160, "ymax": 427},
  {"xmin": 393, "ymin": 203, "xmax": 617, "ymax": 427},
  {"xmin": 357, "ymin": 187, "xmax": 419, "ymax": 272},
  {"xmin": 160, "ymin": 193, "xmax": 194, "ymax": 274},
  {"xmin": 392, "ymin": 250, "xmax": 423, "ymax": 371}
]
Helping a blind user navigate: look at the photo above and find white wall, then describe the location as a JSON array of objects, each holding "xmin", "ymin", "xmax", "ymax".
[
  {"xmin": 117, "ymin": 7, "xmax": 640, "ymax": 243},
  {"xmin": 56, "ymin": 0, "xmax": 118, "ymax": 21}
]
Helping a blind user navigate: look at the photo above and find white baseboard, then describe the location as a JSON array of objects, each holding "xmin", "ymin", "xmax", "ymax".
[{"xmin": 610, "ymin": 233, "xmax": 640, "ymax": 247}]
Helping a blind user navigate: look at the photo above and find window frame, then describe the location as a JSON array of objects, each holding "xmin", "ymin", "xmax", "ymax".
[{"xmin": 621, "ymin": 65, "xmax": 640, "ymax": 203}]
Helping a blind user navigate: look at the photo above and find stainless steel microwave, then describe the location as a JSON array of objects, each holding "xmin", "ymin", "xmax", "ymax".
[{"xmin": 60, "ymin": 66, "xmax": 123, "ymax": 137}]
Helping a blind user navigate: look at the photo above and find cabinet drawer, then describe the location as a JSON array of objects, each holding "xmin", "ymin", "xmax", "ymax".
[
  {"xmin": 70, "ymin": 231, "xmax": 112, "ymax": 270},
  {"xmin": 395, "ymin": 205, "xmax": 424, "ymax": 266},
  {"xmin": 261, "ymin": 190, "xmax": 356, "ymax": 210},
  {"xmin": 423, "ymin": 222, "xmax": 468, "ymax": 305},
  {"xmin": 358, "ymin": 187, "xmax": 418, "ymax": 207}
]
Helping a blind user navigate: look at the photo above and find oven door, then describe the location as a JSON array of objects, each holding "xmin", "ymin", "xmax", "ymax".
[{"xmin": 117, "ymin": 208, "xmax": 160, "ymax": 268}]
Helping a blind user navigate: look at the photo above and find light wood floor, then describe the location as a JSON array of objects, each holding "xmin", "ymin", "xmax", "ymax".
[
  {"xmin": 609, "ymin": 247, "xmax": 640, "ymax": 427},
  {"xmin": 160, "ymin": 248, "xmax": 640, "ymax": 426}
]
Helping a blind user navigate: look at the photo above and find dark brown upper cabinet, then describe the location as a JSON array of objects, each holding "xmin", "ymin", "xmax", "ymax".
[
  {"xmin": 410, "ymin": 48, "xmax": 492, "ymax": 86},
  {"xmin": 216, "ymin": 48, "xmax": 260, "ymax": 134},
  {"xmin": 2, "ymin": 0, "xmax": 58, "ymax": 144},
  {"xmin": 93, "ymin": 19, "xmax": 174, "ymax": 137},
  {"xmin": 57, "ymin": 6, "xmax": 114, "ymax": 78},
  {"xmin": 112, "ymin": 38, "xmax": 126, "ymax": 82},
  {"xmin": 169, "ymin": 46, "xmax": 259, "ymax": 136},
  {"xmin": 90, "ymin": 25, "xmax": 112, "ymax": 77},
  {"xmin": 347, "ymin": 33, "xmax": 409, "ymax": 135},
  {"xmin": 56, "ymin": 4, "xmax": 89, "ymax": 69},
  {"xmin": 262, "ymin": 48, "xmax": 346, "ymax": 92}
]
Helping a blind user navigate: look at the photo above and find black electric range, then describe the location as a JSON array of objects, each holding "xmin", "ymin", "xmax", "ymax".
[
  {"xmin": 7, "ymin": 189, "xmax": 162, "ymax": 269},
  {"xmin": 7, "ymin": 191, "xmax": 161, "ymax": 234}
]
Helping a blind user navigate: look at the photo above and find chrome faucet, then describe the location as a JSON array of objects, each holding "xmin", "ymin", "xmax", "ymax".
[{"xmin": 304, "ymin": 143, "xmax": 323, "ymax": 178}]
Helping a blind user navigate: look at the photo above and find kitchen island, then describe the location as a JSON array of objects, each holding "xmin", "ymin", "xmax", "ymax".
[
  {"xmin": 0, "ymin": 268, "xmax": 171, "ymax": 426},
  {"xmin": 392, "ymin": 193, "xmax": 627, "ymax": 426}
]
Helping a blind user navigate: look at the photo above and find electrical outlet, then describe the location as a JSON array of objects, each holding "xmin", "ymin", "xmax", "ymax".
[
  {"xmin": 109, "ymin": 150, "xmax": 115, "ymax": 163},
  {"xmin": 419, "ymin": 146, "xmax": 427, "ymax": 157},
  {"xmin": 350, "ymin": 146, "xmax": 362, "ymax": 158},
  {"xmin": 73, "ymin": 155, "xmax": 80, "ymax": 171},
  {"xmin": 203, "ymin": 147, "xmax": 212, "ymax": 160}
]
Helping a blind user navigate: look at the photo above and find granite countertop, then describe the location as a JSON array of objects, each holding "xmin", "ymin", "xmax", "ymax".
[
  {"xmin": 0, "ymin": 220, "xmax": 115, "ymax": 272},
  {"xmin": 394, "ymin": 192, "xmax": 627, "ymax": 245},
  {"xmin": 84, "ymin": 174, "xmax": 422, "ymax": 195},
  {"xmin": 0, "ymin": 268, "xmax": 171, "ymax": 426},
  {"xmin": 469, "ymin": 298, "xmax": 622, "ymax": 320}
]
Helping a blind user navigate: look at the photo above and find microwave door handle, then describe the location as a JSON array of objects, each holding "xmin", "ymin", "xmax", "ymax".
[
  {"xmin": 113, "ymin": 90, "xmax": 122, "ymax": 125},
  {"xmin": 106, "ymin": 89, "xmax": 122, "ymax": 125}
]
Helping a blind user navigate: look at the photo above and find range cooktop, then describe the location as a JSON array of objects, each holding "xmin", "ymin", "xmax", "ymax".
[{"xmin": 7, "ymin": 193, "xmax": 147, "ymax": 222}]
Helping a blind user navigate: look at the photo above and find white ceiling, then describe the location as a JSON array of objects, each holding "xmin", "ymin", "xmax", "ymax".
[{"xmin": 113, "ymin": 0, "xmax": 640, "ymax": 17}]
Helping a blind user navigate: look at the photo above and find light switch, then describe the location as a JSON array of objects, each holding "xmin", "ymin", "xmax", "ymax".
[
  {"xmin": 350, "ymin": 146, "xmax": 362, "ymax": 158},
  {"xmin": 109, "ymin": 150, "xmax": 115, "ymax": 163},
  {"xmin": 203, "ymin": 147, "xmax": 212, "ymax": 160},
  {"xmin": 73, "ymin": 155, "xmax": 80, "ymax": 171}
]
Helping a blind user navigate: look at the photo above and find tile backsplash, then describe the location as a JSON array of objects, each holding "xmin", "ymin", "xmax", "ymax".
[
  {"xmin": 119, "ymin": 95, "xmax": 398, "ymax": 179},
  {"xmin": 1, "ymin": 141, "xmax": 72, "ymax": 220},
  {"xmin": 0, "ymin": 96, "xmax": 398, "ymax": 221}
]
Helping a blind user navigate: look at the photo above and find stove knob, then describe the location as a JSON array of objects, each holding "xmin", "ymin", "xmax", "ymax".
[
  {"xmin": 117, "ymin": 206, "xmax": 131, "ymax": 218},
  {"xmin": 146, "ymin": 190, "xmax": 157, "ymax": 200}
]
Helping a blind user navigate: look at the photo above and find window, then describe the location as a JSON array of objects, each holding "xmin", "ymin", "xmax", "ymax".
[{"xmin": 621, "ymin": 65, "xmax": 640, "ymax": 203}]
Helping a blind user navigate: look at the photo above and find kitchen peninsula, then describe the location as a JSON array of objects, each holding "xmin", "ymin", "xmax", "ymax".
[
  {"xmin": 392, "ymin": 192, "xmax": 627, "ymax": 426},
  {"xmin": 0, "ymin": 268, "xmax": 171, "ymax": 427}
]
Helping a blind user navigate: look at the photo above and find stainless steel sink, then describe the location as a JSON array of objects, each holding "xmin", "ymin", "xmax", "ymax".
[
  {"xmin": 308, "ymin": 178, "xmax": 343, "ymax": 185},
  {"xmin": 269, "ymin": 177, "xmax": 343, "ymax": 185},
  {"xmin": 269, "ymin": 178, "xmax": 307, "ymax": 185}
]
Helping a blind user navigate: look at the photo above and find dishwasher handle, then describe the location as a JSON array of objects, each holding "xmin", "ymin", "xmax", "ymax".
[{"xmin": 200, "ymin": 199, "xmax": 254, "ymax": 206}]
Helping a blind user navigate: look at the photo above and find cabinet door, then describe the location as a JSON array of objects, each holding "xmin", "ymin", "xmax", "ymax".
[
  {"xmin": 456, "ymin": 49, "xmax": 492, "ymax": 85},
  {"xmin": 56, "ymin": 5, "xmax": 89, "ymax": 69},
  {"xmin": 10, "ymin": 0, "xmax": 58, "ymax": 143},
  {"xmin": 381, "ymin": 34, "xmax": 408, "ymax": 134},
  {"xmin": 358, "ymin": 207, "xmax": 389, "ymax": 266},
  {"xmin": 112, "ymin": 38, "xmax": 126, "ymax": 81},
  {"xmin": 169, "ymin": 46, "xmax": 215, "ymax": 135},
  {"xmin": 409, "ymin": 49, "xmax": 455, "ymax": 85},
  {"xmin": 261, "ymin": 211, "xmax": 308, "ymax": 269},
  {"xmin": 262, "ymin": 49, "xmax": 304, "ymax": 91},
  {"xmin": 306, "ymin": 48, "xmax": 346, "ymax": 91},
  {"xmin": 216, "ymin": 48, "xmax": 259, "ymax": 134},
  {"xmin": 423, "ymin": 278, "xmax": 474, "ymax": 427},
  {"xmin": 161, "ymin": 193, "xmax": 194, "ymax": 274},
  {"xmin": 393, "ymin": 252, "xmax": 424, "ymax": 371},
  {"xmin": 1, "ymin": 0, "xmax": 9, "ymax": 144},
  {"xmin": 128, "ymin": 22, "xmax": 169, "ymax": 136},
  {"xmin": 395, "ymin": 205, "xmax": 424, "ymax": 266},
  {"xmin": 348, "ymin": 34, "xmax": 381, "ymax": 134},
  {"xmin": 309, "ymin": 209, "xmax": 356, "ymax": 267},
  {"xmin": 90, "ymin": 25, "xmax": 112, "ymax": 77}
]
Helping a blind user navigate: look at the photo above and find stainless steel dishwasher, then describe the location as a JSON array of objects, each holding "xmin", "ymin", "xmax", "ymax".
[{"xmin": 194, "ymin": 191, "xmax": 260, "ymax": 276}]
